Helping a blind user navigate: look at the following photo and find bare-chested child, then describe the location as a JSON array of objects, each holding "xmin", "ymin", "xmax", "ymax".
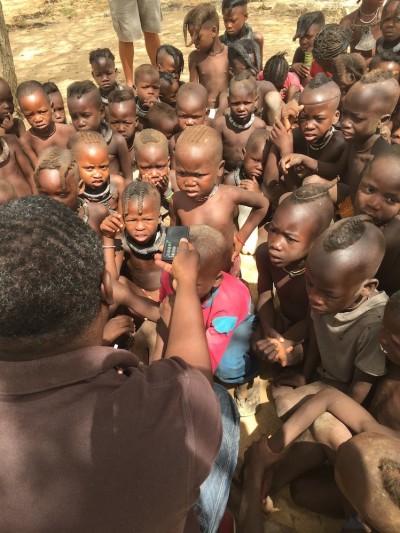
[
  {"xmin": 42, "ymin": 82, "xmax": 67, "ymax": 124},
  {"xmin": 252, "ymin": 185, "xmax": 334, "ymax": 369},
  {"xmin": 224, "ymin": 128, "xmax": 269, "ymax": 254},
  {"xmin": 183, "ymin": 3, "xmax": 229, "ymax": 116},
  {"xmin": 89, "ymin": 48, "xmax": 123, "ymax": 119},
  {"xmin": 239, "ymin": 292, "xmax": 400, "ymax": 532},
  {"xmin": 156, "ymin": 44, "xmax": 185, "ymax": 81},
  {"xmin": 171, "ymin": 125, "xmax": 269, "ymax": 268},
  {"xmin": 134, "ymin": 64, "xmax": 160, "ymax": 130},
  {"xmin": 17, "ymin": 80, "xmax": 75, "ymax": 168},
  {"xmin": 159, "ymin": 72, "xmax": 180, "ymax": 108},
  {"xmin": 0, "ymin": 78, "xmax": 25, "ymax": 137},
  {"xmin": 214, "ymin": 72, "xmax": 266, "ymax": 172},
  {"xmin": 281, "ymin": 70, "xmax": 400, "ymax": 207},
  {"xmin": 70, "ymin": 131, "xmax": 125, "ymax": 215},
  {"xmin": 0, "ymin": 180, "xmax": 17, "ymax": 205},
  {"xmin": 67, "ymin": 80, "xmax": 131, "ymax": 182},
  {"xmin": 108, "ymin": 88, "xmax": 138, "ymax": 171},
  {"xmin": 264, "ymin": 74, "xmax": 346, "ymax": 205},
  {"xmin": 355, "ymin": 145, "xmax": 400, "ymax": 296},
  {"xmin": 34, "ymin": 146, "xmax": 108, "ymax": 237},
  {"xmin": 0, "ymin": 133, "xmax": 35, "ymax": 196},
  {"xmin": 170, "ymin": 82, "xmax": 209, "ymax": 169}
]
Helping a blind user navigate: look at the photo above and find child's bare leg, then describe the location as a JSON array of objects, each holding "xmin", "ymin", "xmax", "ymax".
[{"xmin": 270, "ymin": 381, "xmax": 329, "ymax": 419}]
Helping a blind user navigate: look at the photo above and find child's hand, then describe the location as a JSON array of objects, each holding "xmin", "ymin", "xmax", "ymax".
[
  {"xmin": 279, "ymin": 153, "xmax": 307, "ymax": 175},
  {"xmin": 270, "ymin": 118, "xmax": 293, "ymax": 154},
  {"xmin": 256, "ymin": 331, "xmax": 293, "ymax": 366},
  {"xmin": 240, "ymin": 177, "xmax": 262, "ymax": 195},
  {"xmin": 291, "ymin": 63, "xmax": 310, "ymax": 79},
  {"xmin": 103, "ymin": 315, "xmax": 136, "ymax": 345},
  {"xmin": 232, "ymin": 235, "xmax": 244, "ymax": 261},
  {"xmin": 159, "ymin": 294, "xmax": 174, "ymax": 329},
  {"xmin": 100, "ymin": 214, "xmax": 124, "ymax": 238},
  {"xmin": 142, "ymin": 174, "xmax": 169, "ymax": 194},
  {"xmin": 0, "ymin": 113, "xmax": 13, "ymax": 132},
  {"xmin": 281, "ymin": 101, "xmax": 304, "ymax": 131},
  {"xmin": 154, "ymin": 239, "xmax": 200, "ymax": 287},
  {"xmin": 243, "ymin": 435, "xmax": 281, "ymax": 501}
]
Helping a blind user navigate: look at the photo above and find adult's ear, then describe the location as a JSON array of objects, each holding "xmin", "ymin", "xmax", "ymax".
[{"xmin": 100, "ymin": 269, "xmax": 114, "ymax": 306}]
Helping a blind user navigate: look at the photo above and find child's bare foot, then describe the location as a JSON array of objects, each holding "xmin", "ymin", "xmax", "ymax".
[{"xmin": 234, "ymin": 377, "xmax": 261, "ymax": 416}]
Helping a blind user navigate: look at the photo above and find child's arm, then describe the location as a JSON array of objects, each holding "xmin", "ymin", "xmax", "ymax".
[
  {"xmin": 115, "ymin": 134, "xmax": 133, "ymax": 183},
  {"xmin": 12, "ymin": 136, "xmax": 36, "ymax": 193},
  {"xmin": 111, "ymin": 279, "xmax": 160, "ymax": 322},
  {"xmin": 188, "ymin": 52, "xmax": 200, "ymax": 84},
  {"xmin": 229, "ymin": 187, "xmax": 269, "ymax": 256},
  {"xmin": 280, "ymin": 147, "xmax": 349, "ymax": 181},
  {"xmin": 155, "ymin": 239, "xmax": 213, "ymax": 383},
  {"xmin": 15, "ymin": 117, "xmax": 26, "ymax": 137},
  {"xmin": 111, "ymin": 174, "xmax": 125, "ymax": 215},
  {"xmin": 100, "ymin": 214, "xmax": 125, "ymax": 279},
  {"xmin": 19, "ymin": 133, "xmax": 38, "ymax": 168},
  {"xmin": 349, "ymin": 368, "xmax": 378, "ymax": 404},
  {"xmin": 169, "ymin": 194, "xmax": 181, "ymax": 226},
  {"xmin": 254, "ymin": 33, "xmax": 264, "ymax": 67}
]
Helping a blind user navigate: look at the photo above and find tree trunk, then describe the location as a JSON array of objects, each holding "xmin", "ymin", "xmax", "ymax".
[{"xmin": 0, "ymin": 1, "xmax": 18, "ymax": 102}]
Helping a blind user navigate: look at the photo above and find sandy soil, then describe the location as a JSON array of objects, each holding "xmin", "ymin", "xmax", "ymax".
[{"xmin": 2, "ymin": 0, "xmax": 354, "ymax": 530}]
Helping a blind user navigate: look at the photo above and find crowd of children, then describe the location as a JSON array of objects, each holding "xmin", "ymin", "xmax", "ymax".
[{"xmin": 1, "ymin": 0, "xmax": 400, "ymax": 530}]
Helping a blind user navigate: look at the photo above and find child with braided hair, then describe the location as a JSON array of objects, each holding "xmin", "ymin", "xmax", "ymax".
[
  {"xmin": 184, "ymin": 3, "xmax": 229, "ymax": 116},
  {"xmin": 310, "ymin": 23, "xmax": 353, "ymax": 79},
  {"xmin": 332, "ymin": 52, "xmax": 367, "ymax": 102},
  {"xmin": 89, "ymin": 48, "xmax": 124, "ymax": 119},
  {"xmin": 146, "ymin": 103, "xmax": 178, "ymax": 140},
  {"xmin": 34, "ymin": 146, "xmax": 108, "ymax": 237},
  {"xmin": 67, "ymin": 80, "xmax": 132, "ymax": 181},
  {"xmin": 263, "ymin": 52, "xmax": 303, "ymax": 103},
  {"xmin": 156, "ymin": 44, "xmax": 184, "ymax": 81},
  {"xmin": 291, "ymin": 11, "xmax": 325, "ymax": 83},
  {"xmin": 220, "ymin": 0, "xmax": 264, "ymax": 65},
  {"xmin": 159, "ymin": 72, "xmax": 179, "ymax": 108},
  {"xmin": 71, "ymin": 131, "xmax": 125, "ymax": 215}
]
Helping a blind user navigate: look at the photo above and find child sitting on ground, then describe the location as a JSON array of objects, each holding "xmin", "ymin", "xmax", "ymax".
[
  {"xmin": 17, "ymin": 80, "xmax": 75, "ymax": 167},
  {"xmin": 253, "ymin": 185, "xmax": 334, "ymax": 368},
  {"xmin": 291, "ymin": 11, "xmax": 325, "ymax": 84},
  {"xmin": 224, "ymin": 129, "xmax": 270, "ymax": 254},
  {"xmin": 0, "ymin": 133, "xmax": 35, "ymax": 196},
  {"xmin": 89, "ymin": 48, "xmax": 123, "ymax": 117},
  {"xmin": 355, "ymin": 145, "xmax": 400, "ymax": 295},
  {"xmin": 156, "ymin": 44, "xmax": 184, "ymax": 81},
  {"xmin": 262, "ymin": 52, "xmax": 302, "ymax": 102},
  {"xmin": 42, "ymin": 82, "xmax": 67, "ymax": 124},
  {"xmin": 108, "ymin": 88, "xmax": 138, "ymax": 171},
  {"xmin": 376, "ymin": 0, "xmax": 400, "ymax": 54},
  {"xmin": 159, "ymin": 72, "xmax": 179, "ymax": 108},
  {"xmin": 265, "ymin": 74, "xmax": 345, "ymax": 205},
  {"xmin": 220, "ymin": 0, "xmax": 264, "ymax": 66},
  {"xmin": 171, "ymin": 125, "xmax": 269, "ymax": 271},
  {"xmin": 71, "ymin": 131, "xmax": 125, "ymax": 214},
  {"xmin": 240, "ymin": 291, "xmax": 400, "ymax": 531},
  {"xmin": 34, "ymin": 147, "xmax": 108, "ymax": 236},
  {"xmin": 147, "ymin": 103, "xmax": 178, "ymax": 140},
  {"xmin": 214, "ymin": 72, "xmax": 266, "ymax": 172},
  {"xmin": 0, "ymin": 77, "xmax": 25, "ymax": 137},
  {"xmin": 67, "ymin": 80, "xmax": 131, "ymax": 182},
  {"xmin": 155, "ymin": 224, "xmax": 260, "ymax": 416},
  {"xmin": 134, "ymin": 64, "xmax": 160, "ymax": 129},
  {"xmin": 272, "ymin": 216, "xmax": 387, "ymax": 411},
  {"xmin": 184, "ymin": 3, "xmax": 229, "ymax": 117}
]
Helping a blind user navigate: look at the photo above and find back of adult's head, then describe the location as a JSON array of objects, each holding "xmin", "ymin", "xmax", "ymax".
[{"xmin": 0, "ymin": 196, "xmax": 103, "ymax": 355}]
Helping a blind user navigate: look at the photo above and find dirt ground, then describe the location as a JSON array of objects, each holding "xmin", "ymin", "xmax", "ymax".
[{"xmin": 2, "ymin": 0, "xmax": 356, "ymax": 530}]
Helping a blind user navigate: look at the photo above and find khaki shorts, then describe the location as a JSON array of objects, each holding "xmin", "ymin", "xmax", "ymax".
[{"xmin": 108, "ymin": 0, "xmax": 162, "ymax": 42}]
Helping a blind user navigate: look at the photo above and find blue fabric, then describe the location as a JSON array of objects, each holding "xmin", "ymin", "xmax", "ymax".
[
  {"xmin": 213, "ymin": 316, "xmax": 238, "ymax": 334},
  {"xmin": 194, "ymin": 383, "xmax": 240, "ymax": 533}
]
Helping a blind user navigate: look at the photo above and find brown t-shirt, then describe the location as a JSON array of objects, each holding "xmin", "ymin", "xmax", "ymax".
[{"xmin": 0, "ymin": 346, "xmax": 221, "ymax": 533}]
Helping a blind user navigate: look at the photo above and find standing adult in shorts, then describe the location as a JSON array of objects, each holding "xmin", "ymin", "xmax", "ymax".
[{"xmin": 108, "ymin": 0, "xmax": 162, "ymax": 86}]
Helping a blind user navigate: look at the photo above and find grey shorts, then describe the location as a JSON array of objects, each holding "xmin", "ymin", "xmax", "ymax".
[{"xmin": 108, "ymin": 0, "xmax": 162, "ymax": 42}]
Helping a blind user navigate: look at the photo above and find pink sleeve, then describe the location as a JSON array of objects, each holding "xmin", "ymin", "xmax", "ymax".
[
  {"xmin": 206, "ymin": 321, "xmax": 237, "ymax": 373},
  {"xmin": 159, "ymin": 270, "xmax": 173, "ymax": 303}
]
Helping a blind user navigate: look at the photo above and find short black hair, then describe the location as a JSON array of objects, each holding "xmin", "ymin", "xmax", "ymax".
[
  {"xmin": 42, "ymin": 81, "xmax": 61, "ymax": 95},
  {"xmin": 17, "ymin": 80, "xmax": 49, "ymax": 103},
  {"xmin": 67, "ymin": 80, "xmax": 102, "ymax": 108},
  {"xmin": 293, "ymin": 11, "xmax": 325, "ymax": 41},
  {"xmin": 370, "ymin": 50, "xmax": 400, "ymax": 69},
  {"xmin": 222, "ymin": 0, "xmax": 247, "ymax": 11},
  {"xmin": 89, "ymin": 47, "xmax": 115, "ymax": 65},
  {"xmin": 159, "ymin": 71, "xmax": 176, "ymax": 87},
  {"xmin": 322, "ymin": 215, "xmax": 371, "ymax": 252},
  {"xmin": 307, "ymin": 72, "xmax": 332, "ymax": 89},
  {"xmin": 0, "ymin": 196, "xmax": 103, "ymax": 345},
  {"xmin": 108, "ymin": 88, "xmax": 136, "ymax": 104}
]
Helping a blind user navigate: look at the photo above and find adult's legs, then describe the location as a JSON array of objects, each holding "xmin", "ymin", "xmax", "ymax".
[
  {"xmin": 143, "ymin": 32, "xmax": 161, "ymax": 66},
  {"xmin": 119, "ymin": 41, "xmax": 134, "ymax": 86}
]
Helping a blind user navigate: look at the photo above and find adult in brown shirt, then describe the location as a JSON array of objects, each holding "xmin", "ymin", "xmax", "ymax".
[{"xmin": 0, "ymin": 196, "xmax": 221, "ymax": 533}]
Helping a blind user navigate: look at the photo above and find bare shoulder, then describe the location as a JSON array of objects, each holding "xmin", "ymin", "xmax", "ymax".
[
  {"xmin": 3, "ymin": 133, "xmax": 20, "ymax": 149},
  {"xmin": 258, "ymin": 80, "xmax": 276, "ymax": 97},
  {"xmin": 213, "ymin": 115, "xmax": 226, "ymax": 131},
  {"xmin": 340, "ymin": 12, "xmax": 354, "ymax": 26},
  {"xmin": 254, "ymin": 32, "xmax": 264, "ymax": 43},
  {"xmin": 110, "ymin": 173, "xmax": 126, "ymax": 189},
  {"xmin": 88, "ymin": 201, "xmax": 109, "ymax": 220},
  {"xmin": 114, "ymin": 131, "xmax": 127, "ymax": 148},
  {"xmin": 57, "ymin": 123, "xmax": 76, "ymax": 136},
  {"xmin": 188, "ymin": 49, "xmax": 203, "ymax": 65},
  {"xmin": 254, "ymin": 117, "xmax": 266, "ymax": 128},
  {"xmin": 223, "ymin": 170, "xmax": 236, "ymax": 186}
]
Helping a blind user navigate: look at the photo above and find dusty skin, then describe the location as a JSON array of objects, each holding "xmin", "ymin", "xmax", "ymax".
[{"xmin": 3, "ymin": 0, "xmax": 352, "ymax": 531}]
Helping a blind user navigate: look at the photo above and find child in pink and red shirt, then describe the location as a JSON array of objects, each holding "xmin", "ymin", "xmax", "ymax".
[{"xmin": 261, "ymin": 52, "xmax": 303, "ymax": 102}]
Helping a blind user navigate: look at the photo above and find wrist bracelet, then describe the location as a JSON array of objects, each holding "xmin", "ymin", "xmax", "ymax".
[{"xmin": 102, "ymin": 245, "xmax": 116, "ymax": 249}]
